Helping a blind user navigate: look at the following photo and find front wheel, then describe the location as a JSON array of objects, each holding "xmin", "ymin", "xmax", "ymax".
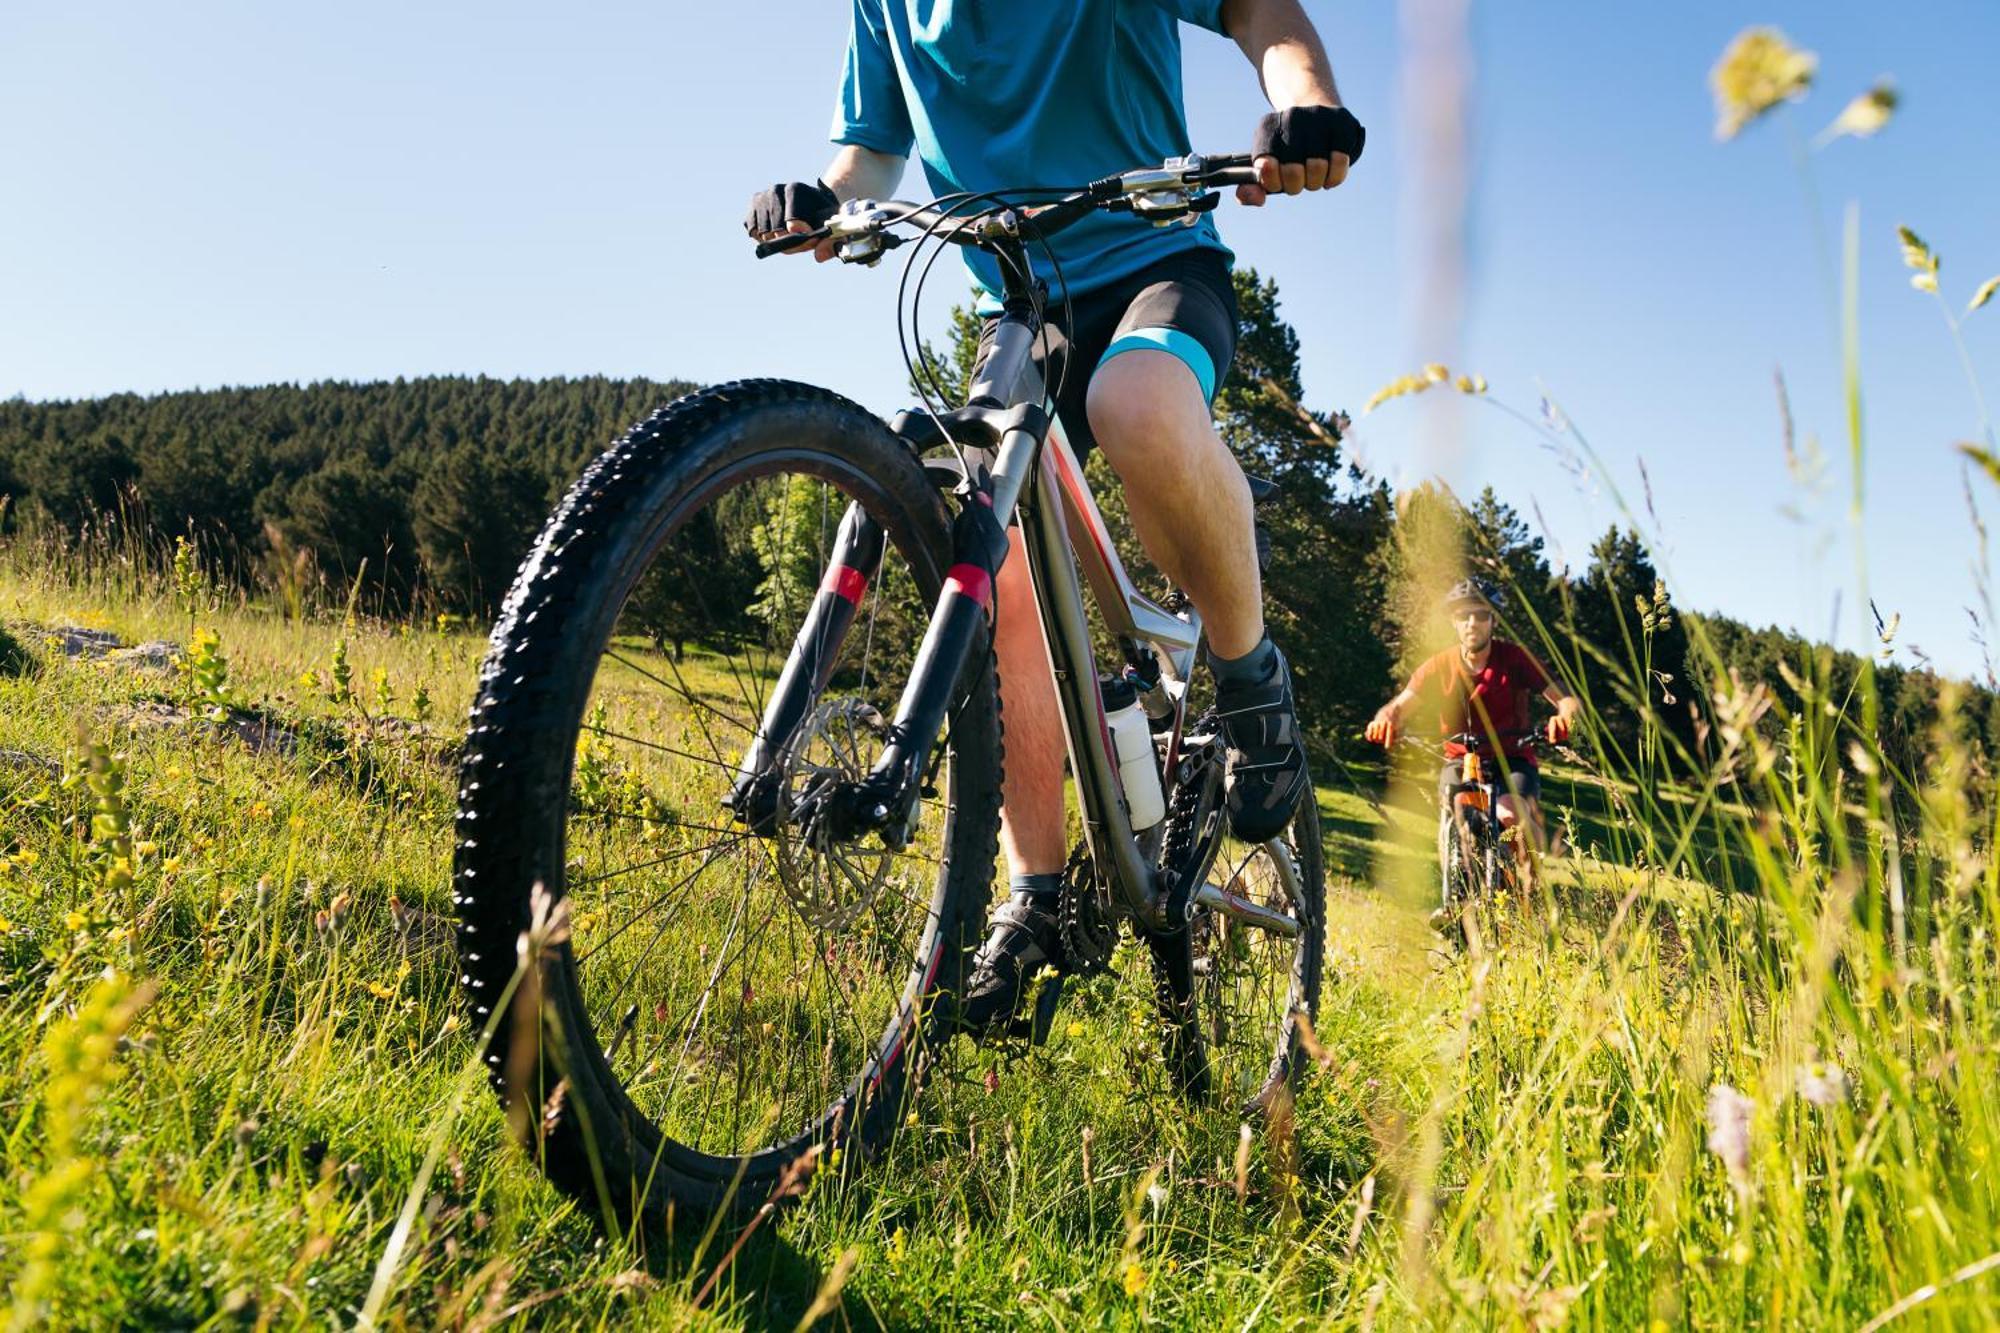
[{"xmin": 453, "ymin": 380, "xmax": 1002, "ymax": 1229}]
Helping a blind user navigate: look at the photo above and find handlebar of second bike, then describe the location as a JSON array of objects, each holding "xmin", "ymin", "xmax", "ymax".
[
  {"xmin": 1374, "ymin": 729, "xmax": 1550, "ymax": 757},
  {"xmin": 752, "ymin": 151, "xmax": 1264, "ymax": 261}
]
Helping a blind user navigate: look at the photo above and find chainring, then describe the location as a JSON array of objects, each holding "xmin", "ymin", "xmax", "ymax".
[
  {"xmin": 1156, "ymin": 724, "xmax": 1227, "ymax": 928},
  {"xmin": 1057, "ymin": 842, "xmax": 1118, "ymax": 977}
]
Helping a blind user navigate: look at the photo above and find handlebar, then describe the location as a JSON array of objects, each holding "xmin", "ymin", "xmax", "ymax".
[
  {"xmin": 753, "ymin": 151, "xmax": 1263, "ymax": 265},
  {"xmin": 1381, "ymin": 730, "xmax": 1547, "ymax": 757},
  {"xmin": 754, "ymin": 229, "xmax": 827, "ymax": 260}
]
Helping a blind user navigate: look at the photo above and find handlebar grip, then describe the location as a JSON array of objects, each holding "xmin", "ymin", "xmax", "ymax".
[
  {"xmin": 1191, "ymin": 153, "xmax": 1260, "ymax": 188},
  {"xmin": 1205, "ymin": 165, "xmax": 1263, "ymax": 187},
  {"xmin": 754, "ymin": 227, "xmax": 828, "ymax": 259}
]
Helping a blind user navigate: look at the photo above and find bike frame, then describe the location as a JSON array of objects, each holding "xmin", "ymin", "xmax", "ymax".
[
  {"xmin": 729, "ymin": 153, "xmax": 1318, "ymax": 938},
  {"xmin": 729, "ymin": 224, "xmax": 1291, "ymax": 935},
  {"xmin": 978, "ymin": 355, "xmax": 1199, "ymax": 929}
]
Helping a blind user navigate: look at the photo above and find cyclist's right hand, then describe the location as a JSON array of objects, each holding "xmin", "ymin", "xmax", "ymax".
[
  {"xmin": 745, "ymin": 181, "xmax": 840, "ymax": 260},
  {"xmin": 1364, "ymin": 711, "xmax": 1398, "ymax": 747}
]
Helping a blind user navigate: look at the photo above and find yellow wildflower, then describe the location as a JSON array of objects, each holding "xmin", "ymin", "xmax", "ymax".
[
  {"xmin": 1122, "ymin": 1261, "xmax": 1147, "ymax": 1297},
  {"xmin": 1710, "ymin": 28, "xmax": 1816, "ymax": 140},
  {"xmin": 1422, "ymin": 362, "xmax": 1449, "ymax": 383},
  {"xmin": 364, "ymin": 980, "xmax": 397, "ymax": 1000},
  {"xmin": 1453, "ymin": 373, "xmax": 1488, "ymax": 394}
]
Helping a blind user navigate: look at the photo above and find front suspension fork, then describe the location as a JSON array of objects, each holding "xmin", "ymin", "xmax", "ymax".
[
  {"xmin": 841, "ymin": 494, "xmax": 1010, "ymax": 846},
  {"xmin": 724, "ymin": 501, "xmax": 885, "ymax": 831},
  {"xmin": 723, "ymin": 489, "xmax": 1011, "ymax": 846}
]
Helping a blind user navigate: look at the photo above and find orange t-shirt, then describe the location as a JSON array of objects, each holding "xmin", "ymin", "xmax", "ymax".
[{"xmin": 1406, "ymin": 639, "xmax": 1555, "ymax": 765}]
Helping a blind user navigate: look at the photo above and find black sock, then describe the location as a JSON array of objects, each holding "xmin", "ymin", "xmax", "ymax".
[
  {"xmin": 1009, "ymin": 871, "xmax": 1063, "ymax": 900},
  {"xmin": 1210, "ymin": 634, "xmax": 1277, "ymax": 689}
]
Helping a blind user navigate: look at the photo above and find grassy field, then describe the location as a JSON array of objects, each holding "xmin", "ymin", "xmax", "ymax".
[{"xmin": 4, "ymin": 536, "xmax": 1997, "ymax": 1332}]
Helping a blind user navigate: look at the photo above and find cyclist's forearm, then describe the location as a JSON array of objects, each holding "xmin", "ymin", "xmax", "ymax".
[
  {"xmin": 822, "ymin": 145, "xmax": 907, "ymax": 203},
  {"xmin": 1222, "ymin": 0, "xmax": 1344, "ymax": 110}
]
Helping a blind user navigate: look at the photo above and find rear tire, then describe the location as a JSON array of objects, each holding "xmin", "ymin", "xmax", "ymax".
[
  {"xmin": 453, "ymin": 380, "xmax": 1002, "ymax": 1228},
  {"xmin": 1150, "ymin": 744, "xmax": 1326, "ymax": 1112}
]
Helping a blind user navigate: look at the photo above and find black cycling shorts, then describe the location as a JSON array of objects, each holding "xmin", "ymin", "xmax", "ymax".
[
  {"xmin": 969, "ymin": 247, "xmax": 1238, "ymax": 455},
  {"xmin": 1439, "ymin": 759, "xmax": 1542, "ymax": 803}
]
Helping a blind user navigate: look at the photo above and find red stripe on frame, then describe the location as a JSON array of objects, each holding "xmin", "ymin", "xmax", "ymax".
[
  {"xmin": 819, "ymin": 564, "xmax": 868, "ymax": 604},
  {"xmin": 944, "ymin": 564, "xmax": 992, "ymax": 609}
]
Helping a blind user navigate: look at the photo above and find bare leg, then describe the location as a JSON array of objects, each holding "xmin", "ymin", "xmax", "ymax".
[
  {"xmin": 1085, "ymin": 350, "xmax": 1264, "ymax": 658},
  {"xmin": 1498, "ymin": 793, "xmax": 1545, "ymax": 893},
  {"xmin": 993, "ymin": 526, "xmax": 1067, "ymax": 878}
]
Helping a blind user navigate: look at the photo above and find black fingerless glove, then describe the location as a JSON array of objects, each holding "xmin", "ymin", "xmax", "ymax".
[
  {"xmin": 1251, "ymin": 106, "xmax": 1366, "ymax": 167},
  {"xmin": 744, "ymin": 180, "xmax": 840, "ymax": 238}
]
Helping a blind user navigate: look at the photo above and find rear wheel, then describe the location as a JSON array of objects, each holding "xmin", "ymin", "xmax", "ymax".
[
  {"xmin": 453, "ymin": 380, "xmax": 1002, "ymax": 1227},
  {"xmin": 1149, "ymin": 730, "xmax": 1326, "ymax": 1111}
]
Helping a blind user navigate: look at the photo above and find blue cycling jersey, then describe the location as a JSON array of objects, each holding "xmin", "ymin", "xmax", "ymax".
[{"xmin": 832, "ymin": 0, "xmax": 1236, "ymax": 307}]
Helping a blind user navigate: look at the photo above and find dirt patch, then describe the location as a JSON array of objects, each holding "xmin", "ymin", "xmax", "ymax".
[
  {"xmin": 112, "ymin": 699, "xmax": 302, "ymax": 758},
  {"xmin": 108, "ymin": 641, "xmax": 181, "ymax": 672},
  {"xmin": 0, "ymin": 748, "xmax": 61, "ymax": 780}
]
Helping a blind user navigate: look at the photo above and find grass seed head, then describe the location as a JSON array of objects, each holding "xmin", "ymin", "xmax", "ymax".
[{"xmin": 1711, "ymin": 28, "xmax": 1817, "ymax": 140}]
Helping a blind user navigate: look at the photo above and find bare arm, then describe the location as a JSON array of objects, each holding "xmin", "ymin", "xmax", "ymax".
[
  {"xmin": 822, "ymin": 144, "xmax": 907, "ymax": 204},
  {"xmin": 1366, "ymin": 686, "xmax": 1420, "ymax": 744},
  {"xmin": 1222, "ymin": 0, "xmax": 1343, "ymax": 110},
  {"xmin": 1220, "ymin": 0, "xmax": 1349, "ymax": 203}
]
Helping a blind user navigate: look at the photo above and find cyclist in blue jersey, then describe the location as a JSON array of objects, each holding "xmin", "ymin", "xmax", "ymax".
[{"xmin": 747, "ymin": 0, "xmax": 1363, "ymax": 1031}]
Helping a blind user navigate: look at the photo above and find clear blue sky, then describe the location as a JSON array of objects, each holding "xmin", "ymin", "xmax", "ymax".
[{"xmin": 4, "ymin": 2, "xmax": 1996, "ymax": 677}]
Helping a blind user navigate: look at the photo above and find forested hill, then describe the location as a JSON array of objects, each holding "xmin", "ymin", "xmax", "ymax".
[
  {"xmin": 0, "ymin": 375, "xmax": 695, "ymax": 611},
  {"xmin": 1, "ymin": 370, "xmax": 1992, "ymax": 770}
]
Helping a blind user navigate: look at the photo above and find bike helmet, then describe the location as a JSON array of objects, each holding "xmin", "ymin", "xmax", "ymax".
[{"xmin": 1443, "ymin": 577, "xmax": 1504, "ymax": 613}]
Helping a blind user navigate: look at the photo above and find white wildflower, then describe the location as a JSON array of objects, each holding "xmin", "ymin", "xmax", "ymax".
[
  {"xmin": 1796, "ymin": 1061, "xmax": 1852, "ymax": 1107},
  {"xmin": 1705, "ymin": 1084, "xmax": 1754, "ymax": 1180}
]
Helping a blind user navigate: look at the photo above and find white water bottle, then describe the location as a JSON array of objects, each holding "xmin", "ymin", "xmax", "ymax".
[{"xmin": 1100, "ymin": 676, "xmax": 1166, "ymax": 830}]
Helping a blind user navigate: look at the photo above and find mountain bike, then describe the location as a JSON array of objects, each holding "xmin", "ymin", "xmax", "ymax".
[
  {"xmin": 1404, "ymin": 731, "xmax": 1544, "ymax": 942},
  {"xmin": 452, "ymin": 152, "xmax": 1325, "ymax": 1227}
]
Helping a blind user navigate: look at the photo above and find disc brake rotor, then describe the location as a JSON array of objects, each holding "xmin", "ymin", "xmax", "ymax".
[{"xmin": 773, "ymin": 696, "xmax": 897, "ymax": 931}]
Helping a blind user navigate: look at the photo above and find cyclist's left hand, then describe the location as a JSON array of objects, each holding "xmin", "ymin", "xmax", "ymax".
[
  {"xmin": 1241, "ymin": 105, "xmax": 1366, "ymax": 206},
  {"xmin": 1545, "ymin": 715, "xmax": 1571, "ymax": 745}
]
